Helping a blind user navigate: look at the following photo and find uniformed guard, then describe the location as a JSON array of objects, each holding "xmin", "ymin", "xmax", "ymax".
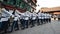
[
  {"xmin": 23, "ymin": 11, "xmax": 30, "ymax": 28},
  {"xmin": 48, "ymin": 14, "xmax": 51, "ymax": 23},
  {"xmin": 10, "ymin": 16, "xmax": 19, "ymax": 32},
  {"xmin": 47, "ymin": 14, "xmax": 49, "ymax": 22},
  {"xmin": 49, "ymin": 14, "xmax": 51, "ymax": 22},
  {"xmin": 25, "ymin": 11, "xmax": 31, "ymax": 26},
  {"xmin": 1, "ymin": 17, "xmax": 9, "ymax": 33},
  {"xmin": 20, "ymin": 12, "xmax": 25, "ymax": 30},
  {"xmin": 1, "ymin": 7, "xmax": 14, "ymax": 33},
  {"xmin": 31, "ymin": 12, "xmax": 37, "ymax": 27},
  {"xmin": 9, "ymin": 9, "xmax": 19, "ymax": 32},
  {"xmin": 37, "ymin": 12, "xmax": 42, "ymax": 25},
  {"xmin": 28, "ymin": 12, "xmax": 32, "ymax": 26},
  {"xmin": 45, "ymin": 14, "xmax": 47, "ymax": 23},
  {"xmin": 47, "ymin": 14, "xmax": 49, "ymax": 23},
  {"xmin": 43, "ymin": 13, "xmax": 46, "ymax": 24},
  {"xmin": 44, "ymin": 13, "xmax": 46, "ymax": 24},
  {"xmin": 2, "ymin": 8, "xmax": 13, "ymax": 27},
  {"xmin": 41, "ymin": 13, "xmax": 45, "ymax": 24},
  {"xmin": 46, "ymin": 14, "xmax": 49, "ymax": 23}
]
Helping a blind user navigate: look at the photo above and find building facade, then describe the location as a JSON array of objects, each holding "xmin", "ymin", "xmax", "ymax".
[{"xmin": 0, "ymin": 0, "xmax": 37, "ymax": 12}]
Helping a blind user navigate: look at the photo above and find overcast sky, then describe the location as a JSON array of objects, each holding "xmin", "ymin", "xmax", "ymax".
[{"xmin": 36, "ymin": 0, "xmax": 60, "ymax": 12}]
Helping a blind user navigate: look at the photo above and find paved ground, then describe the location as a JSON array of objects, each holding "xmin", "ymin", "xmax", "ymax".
[{"xmin": 9, "ymin": 20, "xmax": 60, "ymax": 34}]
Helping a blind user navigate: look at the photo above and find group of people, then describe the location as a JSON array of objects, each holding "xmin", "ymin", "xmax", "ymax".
[
  {"xmin": 0, "ymin": 6, "xmax": 51, "ymax": 34},
  {"xmin": 0, "ymin": 6, "xmax": 20, "ymax": 33},
  {"xmin": 19, "ymin": 10, "xmax": 51, "ymax": 29}
]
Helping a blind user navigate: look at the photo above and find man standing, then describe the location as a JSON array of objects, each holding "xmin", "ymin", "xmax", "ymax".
[
  {"xmin": 47, "ymin": 14, "xmax": 51, "ymax": 23},
  {"xmin": 41, "ymin": 13, "xmax": 45, "ymax": 24},
  {"xmin": 23, "ymin": 11, "xmax": 30, "ymax": 28},
  {"xmin": 20, "ymin": 13, "xmax": 25, "ymax": 30},
  {"xmin": 31, "ymin": 12, "xmax": 37, "ymax": 27},
  {"xmin": 37, "ymin": 12, "xmax": 42, "ymax": 25},
  {"xmin": 1, "ymin": 17, "xmax": 9, "ymax": 33},
  {"xmin": 42, "ymin": 14, "xmax": 45, "ymax": 24},
  {"xmin": 10, "ymin": 16, "xmax": 19, "ymax": 32},
  {"xmin": 45, "ymin": 14, "xmax": 47, "ymax": 23},
  {"xmin": 49, "ymin": 14, "xmax": 51, "ymax": 22},
  {"xmin": 1, "ymin": 7, "xmax": 11, "ymax": 33},
  {"xmin": 9, "ymin": 9, "xmax": 19, "ymax": 32}
]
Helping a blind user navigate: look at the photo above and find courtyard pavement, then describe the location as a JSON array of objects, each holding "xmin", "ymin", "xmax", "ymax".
[{"xmin": 10, "ymin": 20, "xmax": 60, "ymax": 34}]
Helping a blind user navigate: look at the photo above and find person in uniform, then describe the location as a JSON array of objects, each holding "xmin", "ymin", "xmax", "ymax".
[
  {"xmin": 23, "ymin": 11, "xmax": 30, "ymax": 28},
  {"xmin": 48, "ymin": 14, "xmax": 51, "ymax": 23},
  {"xmin": 19, "ymin": 12, "xmax": 25, "ymax": 30},
  {"xmin": 41, "ymin": 13, "xmax": 45, "ymax": 24},
  {"xmin": 43, "ymin": 13, "xmax": 46, "ymax": 24},
  {"xmin": 10, "ymin": 16, "xmax": 19, "ymax": 32},
  {"xmin": 20, "ymin": 8, "xmax": 29, "ymax": 29},
  {"xmin": 37, "ymin": 12, "xmax": 42, "ymax": 25},
  {"xmin": 49, "ymin": 14, "xmax": 51, "ymax": 22},
  {"xmin": 47, "ymin": 14, "xmax": 50, "ymax": 22},
  {"xmin": 1, "ymin": 7, "xmax": 13, "ymax": 33},
  {"xmin": 43, "ymin": 14, "xmax": 45, "ymax": 24},
  {"xmin": 1, "ymin": 17, "xmax": 9, "ymax": 33},
  {"xmin": 45, "ymin": 14, "xmax": 47, "ymax": 23},
  {"xmin": 1, "ymin": 7, "xmax": 10, "ymax": 33},
  {"xmin": 24, "ymin": 11, "xmax": 31, "ymax": 26},
  {"xmin": 28, "ymin": 12, "xmax": 32, "ymax": 26},
  {"xmin": 9, "ymin": 9, "xmax": 19, "ymax": 32},
  {"xmin": 47, "ymin": 14, "xmax": 49, "ymax": 23},
  {"xmin": 31, "ymin": 12, "xmax": 37, "ymax": 27}
]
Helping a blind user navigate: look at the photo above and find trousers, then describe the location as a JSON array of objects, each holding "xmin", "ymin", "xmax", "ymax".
[
  {"xmin": 0, "ymin": 21, "xmax": 8, "ymax": 33},
  {"xmin": 10, "ymin": 20, "xmax": 19, "ymax": 32}
]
